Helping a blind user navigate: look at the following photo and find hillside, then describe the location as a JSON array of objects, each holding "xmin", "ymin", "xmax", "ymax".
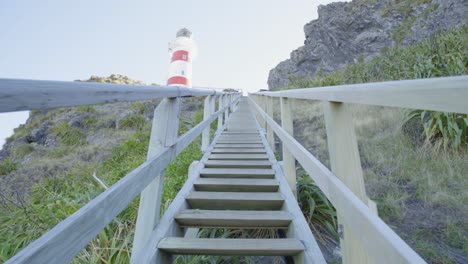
[
  {"xmin": 266, "ymin": 0, "xmax": 467, "ymax": 262},
  {"xmin": 268, "ymin": 0, "xmax": 467, "ymax": 89},
  {"xmin": 0, "ymin": 75, "xmax": 206, "ymax": 262}
]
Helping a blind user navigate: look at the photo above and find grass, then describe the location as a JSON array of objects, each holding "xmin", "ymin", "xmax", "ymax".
[
  {"xmin": 52, "ymin": 123, "xmax": 87, "ymax": 146},
  {"xmin": 118, "ymin": 114, "xmax": 146, "ymax": 130},
  {"xmin": 0, "ymin": 104, "xmax": 207, "ymax": 263},
  {"xmin": 0, "ymin": 159, "xmax": 17, "ymax": 175},
  {"xmin": 11, "ymin": 144, "xmax": 35, "ymax": 159}
]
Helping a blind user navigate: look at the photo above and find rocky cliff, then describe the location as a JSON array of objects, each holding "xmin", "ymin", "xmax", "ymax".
[{"xmin": 268, "ymin": 0, "xmax": 467, "ymax": 89}]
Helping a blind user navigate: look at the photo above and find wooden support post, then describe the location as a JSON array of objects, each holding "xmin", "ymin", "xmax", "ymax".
[
  {"xmin": 266, "ymin": 96, "xmax": 275, "ymax": 152},
  {"xmin": 217, "ymin": 95, "xmax": 224, "ymax": 131},
  {"xmin": 131, "ymin": 98, "xmax": 180, "ymax": 259},
  {"xmin": 281, "ymin": 97, "xmax": 297, "ymax": 198},
  {"xmin": 258, "ymin": 96, "xmax": 266, "ymax": 130},
  {"xmin": 201, "ymin": 95, "xmax": 215, "ymax": 152},
  {"xmin": 224, "ymin": 94, "xmax": 229, "ymax": 123},
  {"xmin": 323, "ymin": 101, "xmax": 376, "ymax": 264}
]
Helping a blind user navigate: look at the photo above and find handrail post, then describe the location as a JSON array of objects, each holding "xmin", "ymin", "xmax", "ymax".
[
  {"xmin": 131, "ymin": 97, "xmax": 180, "ymax": 259},
  {"xmin": 217, "ymin": 95, "xmax": 224, "ymax": 131},
  {"xmin": 201, "ymin": 95, "xmax": 215, "ymax": 152},
  {"xmin": 224, "ymin": 94, "xmax": 229, "ymax": 122},
  {"xmin": 258, "ymin": 95, "xmax": 266, "ymax": 130},
  {"xmin": 280, "ymin": 97, "xmax": 297, "ymax": 198},
  {"xmin": 323, "ymin": 101, "xmax": 376, "ymax": 264},
  {"xmin": 266, "ymin": 96, "xmax": 275, "ymax": 151}
]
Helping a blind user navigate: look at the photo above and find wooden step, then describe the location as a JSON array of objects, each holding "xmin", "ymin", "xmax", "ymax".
[
  {"xmin": 209, "ymin": 154, "xmax": 269, "ymax": 160},
  {"xmin": 215, "ymin": 144, "xmax": 264, "ymax": 148},
  {"xmin": 200, "ymin": 168, "xmax": 275, "ymax": 179},
  {"xmin": 194, "ymin": 178, "xmax": 279, "ymax": 192},
  {"xmin": 158, "ymin": 238, "xmax": 304, "ymax": 256},
  {"xmin": 204, "ymin": 160, "xmax": 271, "ymax": 168},
  {"xmin": 175, "ymin": 210, "xmax": 292, "ymax": 228},
  {"xmin": 186, "ymin": 192, "xmax": 284, "ymax": 210},
  {"xmin": 212, "ymin": 148, "xmax": 266, "ymax": 154}
]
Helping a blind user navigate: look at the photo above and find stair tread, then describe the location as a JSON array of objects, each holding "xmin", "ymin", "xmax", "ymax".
[
  {"xmin": 175, "ymin": 210, "xmax": 292, "ymax": 228},
  {"xmin": 194, "ymin": 178, "xmax": 279, "ymax": 192},
  {"xmin": 201, "ymin": 168, "xmax": 274, "ymax": 175},
  {"xmin": 209, "ymin": 154, "xmax": 269, "ymax": 160},
  {"xmin": 205, "ymin": 160, "xmax": 272, "ymax": 168},
  {"xmin": 186, "ymin": 191, "xmax": 284, "ymax": 210},
  {"xmin": 158, "ymin": 238, "xmax": 304, "ymax": 256},
  {"xmin": 212, "ymin": 149, "xmax": 266, "ymax": 154}
]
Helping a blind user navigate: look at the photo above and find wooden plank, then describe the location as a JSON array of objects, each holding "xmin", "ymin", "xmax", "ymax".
[
  {"xmin": 217, "ymin": 95, "xmax": 225, "ymax": 131},
  {"xmin": 248, "ymin": 97, "xmax": 426, "ymax": 263},
  {"xmin": 253, "ymin": 76, "xmax": 468, "ymax": 114},
  {"xmin": 209, "ymin": 154, "xmax": 269, "ymax": 160},
  {"xmin": 194, "ymin": 178, "xmax": 279, "ymax": 192},
  {"xmin": 215, "ymin": 144, "xmax": 264, "ymax": 148},
  {"xmin": 212, "ymin": 148, "xmax": 266, "ymax": 154},
  {"xmin": 6, "ymin": 99, "xmax": 234, "ymax": 264},
  {"xmin": 132, "ymin": 98, "xmax": 180, "ymax": 257},
  {"xmin": 158, "ymin": 238, "xmax": 304, "ymax": 256},
  {"xmin": 0, "ymin": 78, "xmax": 235, "ymax": 113},
  {"xmin": 131, "ymin": 119, "xmax": 233, "ymax": 264},
  {"xmin": 175, "ymin": 210, "xmax": 291, "ymax": 228},
  {"xmin": 324, "ymin": 101, "xmax": 376, "ymax": 264},
  {"xmin": 204, "ymin": 160, "xmax": 271, "ymax": 168},
  {"xmin": 200, "ymin": 168, "xmax": 275, "ymax": 179},
  {"xmin": 253, "ymin": 117, "xmax": 326, "ymax": 263},
  {"xmin": 266, "ymin": 96, "xmax": 275, "ymax": 151},
  {"xmin": 186, "ymin": 192, "xmax": 284, "ymax": 210},
  {"xmin": 280, "ymin": 97, "xmax": 297, "ymax": 198},
  {"xmin": 201, "ymin": 95, "xmax": 216, "ymax": 152}
]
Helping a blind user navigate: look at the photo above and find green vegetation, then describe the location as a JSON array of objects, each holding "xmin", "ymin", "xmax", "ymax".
[
  {"xmin": 11, "ymin": 144, "xmax": 35, "ymax": 159},
  {"xmin": 0, "ymin": 159, "xmax": 17, "ymax": 176},
  {"xmin": 287, "ymin": 26, "xmax": 468, "ymax": 150},
  {"xmin": 52, "ymin": 123, "xmax": 87, "ymax": 146},
  {"xmin": 284, "ymin": 26, "xmax": 468, "ymax": 263},
  {"xmin": 118, "ymin": 114, "xmax": 146, "ymax": 130}
]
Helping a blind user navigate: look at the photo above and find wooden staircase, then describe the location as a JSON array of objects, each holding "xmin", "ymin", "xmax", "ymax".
[{"xmin": 151, "ymin": 98, "xmax": 325, "ymax": 263}]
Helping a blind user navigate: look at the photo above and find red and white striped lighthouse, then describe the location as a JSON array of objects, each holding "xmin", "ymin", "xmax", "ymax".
[{"xmin": 167, "ymin": 28, "xmax": 198, "ymax": 87}]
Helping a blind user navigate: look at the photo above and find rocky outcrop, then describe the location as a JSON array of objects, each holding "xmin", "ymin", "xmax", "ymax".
[{"xmin": 268, "ymin": 0, "xmax": 468, "ymax": 90}]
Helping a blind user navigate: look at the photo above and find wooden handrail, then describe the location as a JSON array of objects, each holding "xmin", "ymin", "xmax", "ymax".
[
  {"xmin": 6, "ymin": 93, "xmax": 241, "ymax": 264},
  {"xmin": 0, "ymin": 78, "xmax": 238, "ymax": 113},
  {"xmin": 252, "ymin": 76, "xmax": 468, "ymax": 114},
  {"xmin": 247, "ymin": 96, "xmax": 426, "ymax": 263}
]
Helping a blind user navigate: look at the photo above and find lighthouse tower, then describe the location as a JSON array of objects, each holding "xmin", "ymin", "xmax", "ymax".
[{"xmin": 167, "ymin": 28, "xmax": 198, "ymax": 87}]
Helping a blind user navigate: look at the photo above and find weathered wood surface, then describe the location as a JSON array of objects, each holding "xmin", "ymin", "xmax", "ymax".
[
  {"xmin": 204, "ymin": 159, "xmax": 271, "ymax": 168},
  {"xmin": 253, "ymin": 75, "xmax": 468, "ymax": 114},
  {"xmin": 186, "ymin": 191, "xmax": 284, "ymax": 210},
  {"xmin": 175, "ymin": 210, "xmax": 292, "ymax": 228},
  {"xmin": 201, "ymin": 95, "xmax": 216, "ymax": 152},
  {"xmin": 280, "ymin": 96, "xmax": 297, "ymax": 198},
  {"xmin": 132, "ymin": 98, "xmax": 180, "ymax": 258},
  {"xmin": 200, "ymin": 168, "xmax": 275, "ymax": 178},
  {"xmin": 253, "ymin": 113, "xmax": 326, "ymax": 264},
  {"xmin": 158, "ymin": 238, "xmax": 304, "ymax": 256},
  {"xmin": 194, "ymin": 178, "xmax": 279, "ymax": 192},
  {"xmin": 324, "ymin": 101, "xmax": 376, "ymax": 264},
  {"xmin": 6, "ymin": 97, "xmax": 237, "ymax": 264},
  {"xmin": 248, "ymin": 97, "xmax": 426, "ymax": 264},
  {"xmin": 131, "ymin": 121, "xmax": 237, "ymax": 263},
  {"xmin": 0, "ymin": 78, "xmax": 236, "ymax": 113},
  {"xmin": 209, "ymin": 154, "xmax": 269, "ymax": 160}
]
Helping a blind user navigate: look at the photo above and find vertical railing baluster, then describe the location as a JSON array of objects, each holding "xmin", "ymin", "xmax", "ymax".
[
  {"xmin": 323, "ymin": 101, "xmax": 377, "ymax": 264},
  {"xmin": 201, "ymin": 95, "xmax": 215, "ymax": 152},
  {"xmin": 131, "ymin": 97, "xmax": 181, "ymax": 259},
  {"xmin": 266, "ymin": 96, "xmax": 275, "ymax": 151},
  {"xmin": 280, "ymin": 97, "xmax": 297, "ymax": 198},
  {"xmin": 217, "ymin": 95, "xmax": 224, "ymax": 131}
]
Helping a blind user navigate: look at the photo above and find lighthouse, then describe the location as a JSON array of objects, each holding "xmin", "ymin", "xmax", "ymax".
[{"xmin": 167, "ymin": 28, "xmax": 198, "ymax": 87}]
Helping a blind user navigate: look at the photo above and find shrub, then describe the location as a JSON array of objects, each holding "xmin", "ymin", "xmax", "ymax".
[
  {"xmin": 11, "ymin": 144, "xmax": 35, "ymax": 159},
  {"xmin": 0, "ymin": 159, "xmax": 18, "ymax": 175},
  {"xmin": 52, "ymin": 123, "xmax": 87, "ymax": 146},
  {"xmin": 118, "ymin": 114, "xmax": 146, "ymax": 130}
]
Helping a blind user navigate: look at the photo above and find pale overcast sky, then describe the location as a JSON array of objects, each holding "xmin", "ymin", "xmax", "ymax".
[{"xmin": 0, "ymin": 0, "xmax": 343, "ymax": 148}]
